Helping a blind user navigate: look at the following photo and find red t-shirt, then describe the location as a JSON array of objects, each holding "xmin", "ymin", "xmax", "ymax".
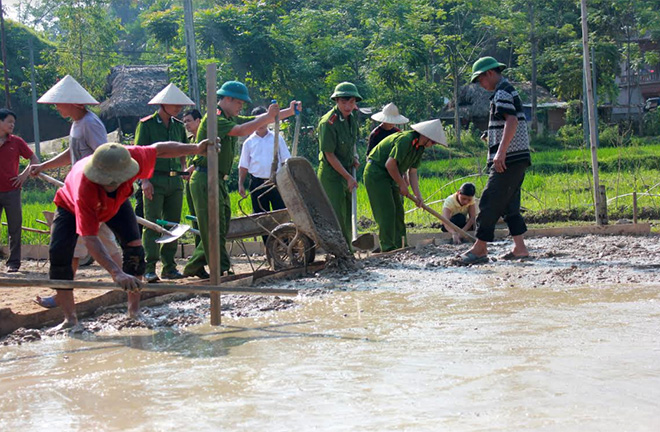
[
  {"xmin": 0, "ymin": 134, "xmax": 34, "ymax": 192},
  {"xmin": 54, "ymin": 146, "xmax": 157, "ymax": 236}
]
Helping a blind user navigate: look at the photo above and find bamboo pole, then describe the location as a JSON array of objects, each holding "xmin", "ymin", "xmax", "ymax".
[
  {"xmin": 0, "ymin": 277, "xmax": 298, "ymax": 296},
  {"xmin": 206, "ymin": 64, "xmax": 221, "ymax": 325},
  {"xmin": 404, "ymin": 195, "xmax": 476, "ymax": 242},
  {"xmin": 580, "ymin": 0, "xmax": 604, "ymax": 225}
]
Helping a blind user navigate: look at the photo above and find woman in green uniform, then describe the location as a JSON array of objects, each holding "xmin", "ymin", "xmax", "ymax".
[
  {"xmin": 317, "ymin": 82, "xmax": 362, "ymax": 247},
  {"xmin": 364, "ymin": 119, "xmax": 447, "ymax": 252}
]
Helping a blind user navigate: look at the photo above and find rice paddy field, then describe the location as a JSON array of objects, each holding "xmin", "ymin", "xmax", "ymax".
[{"xmin": 3, "ymin": 143, "xmax": 660, "ymax": 244}]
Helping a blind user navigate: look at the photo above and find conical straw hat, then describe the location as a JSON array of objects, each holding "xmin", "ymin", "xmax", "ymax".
[
  {"xmin": 148, "ymin": 83, "xmax": 195, "ymax": 105},
  {"xmin": 411, "ymin": 119, "xmax": 448, "ymax": 147},
  {"xmin": 37, "ymin": 75, "xmax": 99, "ymax": 105},
  {"xmin": 371, "ymin": 103, "xmax": 409, "ymax": 124}
]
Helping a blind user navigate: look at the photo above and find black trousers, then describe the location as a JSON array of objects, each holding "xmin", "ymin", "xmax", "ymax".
[
  {"xmin": 440, "ymin": 213, "xmax": 467, "ymax": 232},
  {"xmin": 49, "ymin": 201, "xmax": 141, "ymax": 281},
  {"xmin": 476, "ymin": 159, "xmax": 530, "ymax": 242},
  {"xmin": 249, "ymin": 175, "xmax": 285, "ymax": 214},
  {"xmin": 249, "ymin": 175, "xmax": 286, "ymax": 243}
]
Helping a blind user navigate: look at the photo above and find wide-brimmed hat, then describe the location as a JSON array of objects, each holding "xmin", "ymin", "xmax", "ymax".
[
  {"xmin": 37, "ymin": 75, "xmax": 99, "ymax": 105},
  {"xmin": 411, "ymin": 119, "xmax": 448, "ymax": 147},
  {"xmin": 217, "ymin": 81, "xmax": 252, "ymax": 103},
  {"xmin": 149, "ymin": 83, "xmax": 195, "ymax": 105},
  {"xmin": 330, "ymin": 82, "xmax": 362, "ymax": 102},
  {"xmin": 470, "ymin": 56, "xmax": 507, "ymax": 83},
  {"xmin": 83, "ymin": 143, "xmax": 139, "ymax": 186},
  {"xmin": 371, "ymin": 102, "xmax": 409, "ymax": 124}
]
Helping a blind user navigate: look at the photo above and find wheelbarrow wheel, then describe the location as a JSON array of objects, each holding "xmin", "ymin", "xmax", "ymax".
[{"xmin": 265, "ymin": 223, "xmax": 316, "ymax": 270}]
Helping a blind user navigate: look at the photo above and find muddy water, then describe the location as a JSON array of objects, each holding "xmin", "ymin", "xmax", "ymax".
[{"xmin": 2, "ymin": 235, "xmax": 660, "ymax": 431}]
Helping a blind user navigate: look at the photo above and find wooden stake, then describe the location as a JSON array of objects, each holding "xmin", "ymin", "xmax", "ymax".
[
  {"xmin": 206, "ymin": 64, "xmax": 221, "ymax": 325},
  {"xmin": 632, "ymin": 191, "xmax": 638, "ymax": 224},
  {"xmin": 0, "ymin": 277, "xmax": 298, "ymax": 296},
  {"xmin": 597, "ymin": 185, "xmax": 608, "ymax": 225}
]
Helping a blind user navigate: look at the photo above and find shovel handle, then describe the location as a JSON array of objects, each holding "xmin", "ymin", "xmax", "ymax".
[{"xmin": 404, "ymin": 194, "xmax": 476, "ymax": 242}]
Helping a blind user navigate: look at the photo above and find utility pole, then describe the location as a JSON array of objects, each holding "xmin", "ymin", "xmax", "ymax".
[
  {"xmin": 0, "ymin": 0, "xmax": 11, "ymax": 108},
  {"xmin": 580, "ymin": 0, "xmax": 604, "ymax": 225},
  {"xmin": 183, "ymin": 0, "xmax": 200, "ymax": 108},
  {"xmin": 529, "ymin": 1, "xmax": 538, "ymax": 135},
  {"xmin": 29, "ymin": 38, "xmax": 40, "ymax": 158}
]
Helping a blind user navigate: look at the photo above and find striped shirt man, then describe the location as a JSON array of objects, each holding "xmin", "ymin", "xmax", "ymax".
[{"xmin": 487, "ymin": 78, "xmax": 531, "ymax": 166}]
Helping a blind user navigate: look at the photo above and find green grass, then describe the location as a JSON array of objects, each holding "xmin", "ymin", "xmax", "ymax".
[{"xmin": 419, "ymin": 144, "xmax": 660, "ymax": 177}]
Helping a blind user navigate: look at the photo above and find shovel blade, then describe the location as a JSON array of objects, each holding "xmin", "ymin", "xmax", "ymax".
[
  {"xmin": 155, "ymin": 224, "xmax": 190, "ymax": 244},
  {"xmin": 351, "ymin": 233, "xmax": 375, "ymax": 251}
]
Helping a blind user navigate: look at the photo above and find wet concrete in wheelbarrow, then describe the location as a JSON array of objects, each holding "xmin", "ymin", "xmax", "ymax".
[{"xmin": 1, "ymin": 234, "xmax": 659, "ymax": 430}]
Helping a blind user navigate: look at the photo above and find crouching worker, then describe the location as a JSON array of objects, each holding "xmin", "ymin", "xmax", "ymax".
[
  {"xmin": 43, "ymin": 139, "xmax": 215, "ymax": 330},
  {"xmin": 441, "ymin": 182, "xmax": 477, "ymax": 244},
  {"xmin": 364, "ymin": 119, "xmax": 447, "ymax": 252}
]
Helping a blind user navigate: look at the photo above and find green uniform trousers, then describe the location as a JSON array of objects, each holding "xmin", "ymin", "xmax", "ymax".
[
  {"xmin": 184, "ymin": 180, "xmax": 202, "ymax": 249},
  {"xmin": 318, "ymin": 160, "xmax": 352, "ymax": 247},
  {"xmin": 184, "ymin": 170, "xmax": 231, "ymax": 274},
  {"xmin": 143, "ymin": 177, "xmax": 183, "ymax": 274},
  {"xmin": 364, "ymin": 162, "xmax": 407, "ymax": 252}
]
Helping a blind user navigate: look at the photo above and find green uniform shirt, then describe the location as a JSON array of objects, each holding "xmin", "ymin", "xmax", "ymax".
[
  {"xmin": 192, "ymin": 109, "xmax": 254, "ymax": 176},
  {"xmin": 317, "ymin": 106, "xmax": 358, "ymax": 169},
  {"xmin": 368, "ymin": 130, "xmax": 425, "ymax": 173},
  {"xmin": 134, "ymin": 111, "xmax": 188, "ymax": 174}
]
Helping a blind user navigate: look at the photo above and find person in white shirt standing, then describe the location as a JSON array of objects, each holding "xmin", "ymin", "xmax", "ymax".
[{"xmin": 237, "ymin": 106, "xmax": 291, "ymax": 217}]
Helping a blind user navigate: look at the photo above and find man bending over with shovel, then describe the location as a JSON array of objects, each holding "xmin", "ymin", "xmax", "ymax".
[
  {"xmin": 364, "ymin": 119, "xmax": 447, "ymax": 252},
  {"xmin": 43, "ymin": 139, "xmax": 215, "ymax": 330}
]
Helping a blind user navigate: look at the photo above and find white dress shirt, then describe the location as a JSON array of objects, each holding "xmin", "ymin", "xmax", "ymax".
[{"xmin": 239, "ymin": 130, "xmax": 291, "ymax": 179}]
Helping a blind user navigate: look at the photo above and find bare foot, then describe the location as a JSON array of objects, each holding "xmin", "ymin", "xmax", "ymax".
[{"xmin": 48, "ymin": 319, "xmax": 80, "ymax": 334}]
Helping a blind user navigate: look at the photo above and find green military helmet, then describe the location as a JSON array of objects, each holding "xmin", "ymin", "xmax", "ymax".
[
  {"xmin": 470, "ymin": 57, "xmax": 507, "ymax": 83},
  {"xmin": 217, "ymin": 80, "xmax": 252, "ymax": 103},
  {"xmin": 330, "ymin": 82, "xmax": 362, "ymax": 102}
]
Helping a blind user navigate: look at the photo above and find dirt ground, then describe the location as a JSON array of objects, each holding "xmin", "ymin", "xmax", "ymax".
[
  {"xmin": 0, "ymin": 256, "xmax": 263, "ymax": 316},
  {"xmin": 2, "ymin": 233, "xmax": 660, "ymax": 345}
]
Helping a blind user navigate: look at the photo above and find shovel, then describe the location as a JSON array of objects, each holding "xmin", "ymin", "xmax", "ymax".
[
  {"xmin": 404, "ymin": 194, "xmax": 477, "ymax": 242},
  {"xmin": 157, "ymin": 219, "xmax": 200, "ymax": 236},
  {"xmin": 38, "ymin": 173, "xmax": 191, "ymax": 244}
]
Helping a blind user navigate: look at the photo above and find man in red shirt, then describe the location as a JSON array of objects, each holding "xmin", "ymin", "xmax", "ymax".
[
  {"xmin": 0, "ymin": 109, "xmax": 40, "ymax": 272},
  {"xmin": 46, "ymin": 139, "xmax": 214, "ymax": 330}
]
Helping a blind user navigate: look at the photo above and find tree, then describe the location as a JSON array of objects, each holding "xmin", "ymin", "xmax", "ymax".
[{"xmin": 49, "ymin": 1, "xmax": 121, "ymax": 99}]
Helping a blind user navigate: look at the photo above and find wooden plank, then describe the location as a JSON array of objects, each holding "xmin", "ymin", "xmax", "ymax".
[
  {"xmin": 206, "ymin": 64, "xmax": 222, "ymax": 325},
  {"xmin": 0, "ymin": 277, "xmax": 298, "ymax": 296}
]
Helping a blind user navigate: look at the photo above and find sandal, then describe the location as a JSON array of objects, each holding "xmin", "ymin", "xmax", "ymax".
[
  {"xmin": 34, "ymin": 295, "xmax": 57, "ymax": 309},
  {"xmin": 498, "ymin": 251, "xmax": 531, "ymax": 261},
  {"xmin": 453, "ymin": 251, "xmax": 489, "ymax": 266}
]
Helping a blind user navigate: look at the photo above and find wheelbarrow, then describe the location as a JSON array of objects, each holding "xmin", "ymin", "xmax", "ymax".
[{"xmin": 231, "ymin": 157, "xmax": 350, "ymax": 270}]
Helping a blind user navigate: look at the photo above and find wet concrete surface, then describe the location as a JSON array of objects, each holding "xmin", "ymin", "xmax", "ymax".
[{"xmin": 1, "ymin": 235, "xmax": 659, "ymax": 430}]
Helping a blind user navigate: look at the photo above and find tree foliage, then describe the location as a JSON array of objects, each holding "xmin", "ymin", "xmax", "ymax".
[{"xmin": 4, "ymin": 0, "xmax": 659, "ymax": 135}]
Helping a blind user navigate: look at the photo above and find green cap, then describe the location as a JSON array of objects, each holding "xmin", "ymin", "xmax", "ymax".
[
  {"xmin": 470, "ymin": 57, "xmax": 507, "ymax": 83},
  {"xmin": 330, "ymin": 82, "xmax": 362, "ymax": 102},
  {"xmin": 217, "ymin": 81, "xmax": 252, "ymax": 103}
]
